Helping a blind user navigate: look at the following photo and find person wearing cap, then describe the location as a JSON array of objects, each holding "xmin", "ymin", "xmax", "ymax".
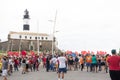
[{"xmin": 107, "ymin": 49, "xmax": 120, "ymax": 80}]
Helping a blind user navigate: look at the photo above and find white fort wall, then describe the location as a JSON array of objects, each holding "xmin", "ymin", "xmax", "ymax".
[{"xmin": 9, "ymin": 31, "xmax": 53, "ymax": 41}]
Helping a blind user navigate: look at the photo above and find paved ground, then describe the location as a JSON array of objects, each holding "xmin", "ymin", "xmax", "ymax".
[{"xmin": 0, "ymin": 67, "xmax": 111, "ymax": 80}]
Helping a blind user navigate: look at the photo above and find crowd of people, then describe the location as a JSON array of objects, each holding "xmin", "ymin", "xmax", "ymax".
[
  {"xmin": 0, "ymin": 49, "xmax": 120, "ymax": 80},
  {"xmin": 0, "ymin": 54, "xmax": 41, "ymax": 80}
]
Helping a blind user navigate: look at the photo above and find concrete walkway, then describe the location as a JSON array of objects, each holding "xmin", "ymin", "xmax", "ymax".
[{"xmin": 0, "ymin": 67, "xmax": 111, "ymax": 80}]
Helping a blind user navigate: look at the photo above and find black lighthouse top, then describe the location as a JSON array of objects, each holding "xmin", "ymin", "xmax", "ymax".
[{"xmin": 23, "ymin": 9, "xmax": 30, "ymax": 19}]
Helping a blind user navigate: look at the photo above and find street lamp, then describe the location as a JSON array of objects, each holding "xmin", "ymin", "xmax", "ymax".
[
  {"xmin": 48, "ymin": 10, "xmax": 57, "ymax": 56},
  {"xmin": 10, "ymin": 40, "xmax": 14, "ymax": 52},
  {"xmin": 34, "ymin": 19, "xmax": 40, "ymax": 55}
]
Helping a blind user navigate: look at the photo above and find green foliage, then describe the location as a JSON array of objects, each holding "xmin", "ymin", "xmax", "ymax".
[{"xmin": 0, "ymin": 50, "xmax": 5, "ymax": 53}]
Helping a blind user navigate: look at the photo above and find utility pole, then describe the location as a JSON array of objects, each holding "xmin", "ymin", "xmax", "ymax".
[
  {"xmin": 37, "ymin": 20, "xmax": 40, "ymax": 55},
  {"xmin": 52, "ymin": 10, "xmax": 57, "ymax": 56}
]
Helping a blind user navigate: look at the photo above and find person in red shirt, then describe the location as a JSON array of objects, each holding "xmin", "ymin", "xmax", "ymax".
[
  {"xmin": 107, "ymin": 49, "xmax": 120, "ymax": 80},
  {"xmin": 14, "ymin": 58, "xmax": 19, "ymax": 71},
  {"xmin": 42, "ymin": 56, "xmax": 46, "ymax": 68},
  {"xmin": 29, "ymin": 58, "xmax": 33, "ymax": 72}
]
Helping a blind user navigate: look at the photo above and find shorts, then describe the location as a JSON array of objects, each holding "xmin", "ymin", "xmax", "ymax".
[
  {"xmin": 0, "ymin": 69, "xmax": 2, "ymax": 73},
  {"xmin": 86, "ymin": 63, "xmax": 91, "ymax": 67},
  {"xmin": 101, "ymin": 62, "xmax": 105, "ymax": 66},
  {"xmin": 58, "ymin": 68, "xmax": 66, "ymax": 73},
  {"xmin": 22, "ymin": 63, "xmax": 26, "ymax": 68},
  {"xmin": 2, "ymin": 69, "xmax": 8, "ymax": 76},
  {"xmin": 91, "ymin": 63, "xmax": 98, "ymax": 67}
]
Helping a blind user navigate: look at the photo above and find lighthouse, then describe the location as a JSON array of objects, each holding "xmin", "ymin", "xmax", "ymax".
[{"xmin": 23, "ymin": 9, "xmax": 30, "ymax": 31}]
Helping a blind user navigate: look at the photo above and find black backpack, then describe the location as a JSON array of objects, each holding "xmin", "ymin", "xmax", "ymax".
[{"xmin": 75, "ymin": 57, "xmax": 79, "ymax": 62}]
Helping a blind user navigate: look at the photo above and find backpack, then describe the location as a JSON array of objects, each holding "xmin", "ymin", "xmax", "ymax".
[{"xmin": 75, "ymin": 57, "xmax": 79, "ymax": 62}]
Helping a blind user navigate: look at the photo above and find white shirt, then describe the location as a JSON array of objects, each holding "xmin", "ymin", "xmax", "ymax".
[
  {"xmin": 9, "ymin": 59, "xmax": 13, "ymax": 65},
  {"xmin": 51, "ymin": 57, "xmax": 57, "ymax": 64},
  {"xmin": 58, "ymin": 56, "xmax": 67, "ymax": 68}
]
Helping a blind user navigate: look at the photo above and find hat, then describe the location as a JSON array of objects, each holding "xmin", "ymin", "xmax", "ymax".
[{"xmin": 111, "ymin": 49, "xmax": 116, "ymax": 54}]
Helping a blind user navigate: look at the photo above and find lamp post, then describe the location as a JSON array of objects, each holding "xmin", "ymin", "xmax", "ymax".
[
  {"xmin": 49, "ymin": 10, "xmax": 57, "ymax": 56},
  {"xmin": 10, "ymin": 40, "xmax": 13, "ymax": 51},
  {"xmin": 37, "ymin": 20, "xmax": 40, "ymax": 55},
  {"xmin": 19, "ymin": 39, "xmax": 21, "ymax": 55}
]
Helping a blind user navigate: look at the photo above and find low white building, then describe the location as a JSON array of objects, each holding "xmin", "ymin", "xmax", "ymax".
[{"xmin": 0, "ymin": 31, "xmax": 56, "ymax": 52}]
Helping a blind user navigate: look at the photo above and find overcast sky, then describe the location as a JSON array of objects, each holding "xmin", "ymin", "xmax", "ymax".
[{"xmin": 0, "ymin": 0, "xmax": 120, "ymax": 53}]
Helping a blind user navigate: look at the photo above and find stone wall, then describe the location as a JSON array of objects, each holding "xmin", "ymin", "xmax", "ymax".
[{"xmin": 0, "ymin": 39, "xmax": 54, "ymax": 52}]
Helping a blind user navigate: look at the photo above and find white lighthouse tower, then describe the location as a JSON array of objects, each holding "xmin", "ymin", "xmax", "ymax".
[{"xmin": 23, "ymin": 9, "xmax": 30, "ymax": 31}]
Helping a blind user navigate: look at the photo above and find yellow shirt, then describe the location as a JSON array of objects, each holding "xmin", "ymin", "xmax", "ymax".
[{"xmin": 0, "ymin": 62, "xmax": 2, "ymax": 70}]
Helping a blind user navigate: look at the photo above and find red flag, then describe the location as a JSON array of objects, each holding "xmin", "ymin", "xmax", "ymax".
[
  {"xmin": 7, "ymin": 51, "xmax": 13, "ymax": 56},
  {"xmin": 21, "ymin": 50, "xmax": 27, "ymax": 56},
  {"xmin": 30, "ymin": 50, "xmax": 35, "ymax": 56},
  {"xmin": 87, "ymin": 51, "xmax": 90, "ymax": 54},
  {"xmin": 81, "ymin": 51, "xmax": 87, "ymax": 55},
  {"xmin": 66, "ymin": 50, "xmax": 72, "ymax": 54},
  {"xmin": 14, "ymin": 52, "xmax": 19, "ymax": 57},
  {"xmin": 91, "ymin": 51, "xmax": 94, "ymax": 55},
  {"xmin": 97, "ymin": 51, "xmax": 106, "ymax": 55}
]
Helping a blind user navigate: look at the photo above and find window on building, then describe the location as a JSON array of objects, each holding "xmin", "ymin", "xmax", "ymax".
[
  {"xmin": 30, "ymin": 37, "xmax": 32, "ymax": 39},
  {"xmin": 8, "ymin": 34, "xmax": 10, "ymax": 39},
  {"xmin": 41, "ymin": 37, "xmax": 44, "ymax": 40},
  {"xmin": 54, "ymin": 37, "xmax": 56, "ymax": 42},
  {"xmin": 19, "ymin": 35, "xmax": 22, "ymax": 39},
  {"xmin": 46, "ymin": 37, "xmax": 48, "ymax": 40},
  {"xmin": 30, "ymin": 46, "xmax": 33, "ymax": 50},
  {"xmin": 38, "ymin": 37, "xmax": 40, "ymax": 39},
  {"xmin": 25, "ymin": 36, "xmax": 27, "ymax": 39},
  {"xmin": 39, "ymin": 45, "xmax": 42, "ymax": 51},
  {"xmin": 35, "ymin": 37, "xmax": 37, "ymax": 40}
]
